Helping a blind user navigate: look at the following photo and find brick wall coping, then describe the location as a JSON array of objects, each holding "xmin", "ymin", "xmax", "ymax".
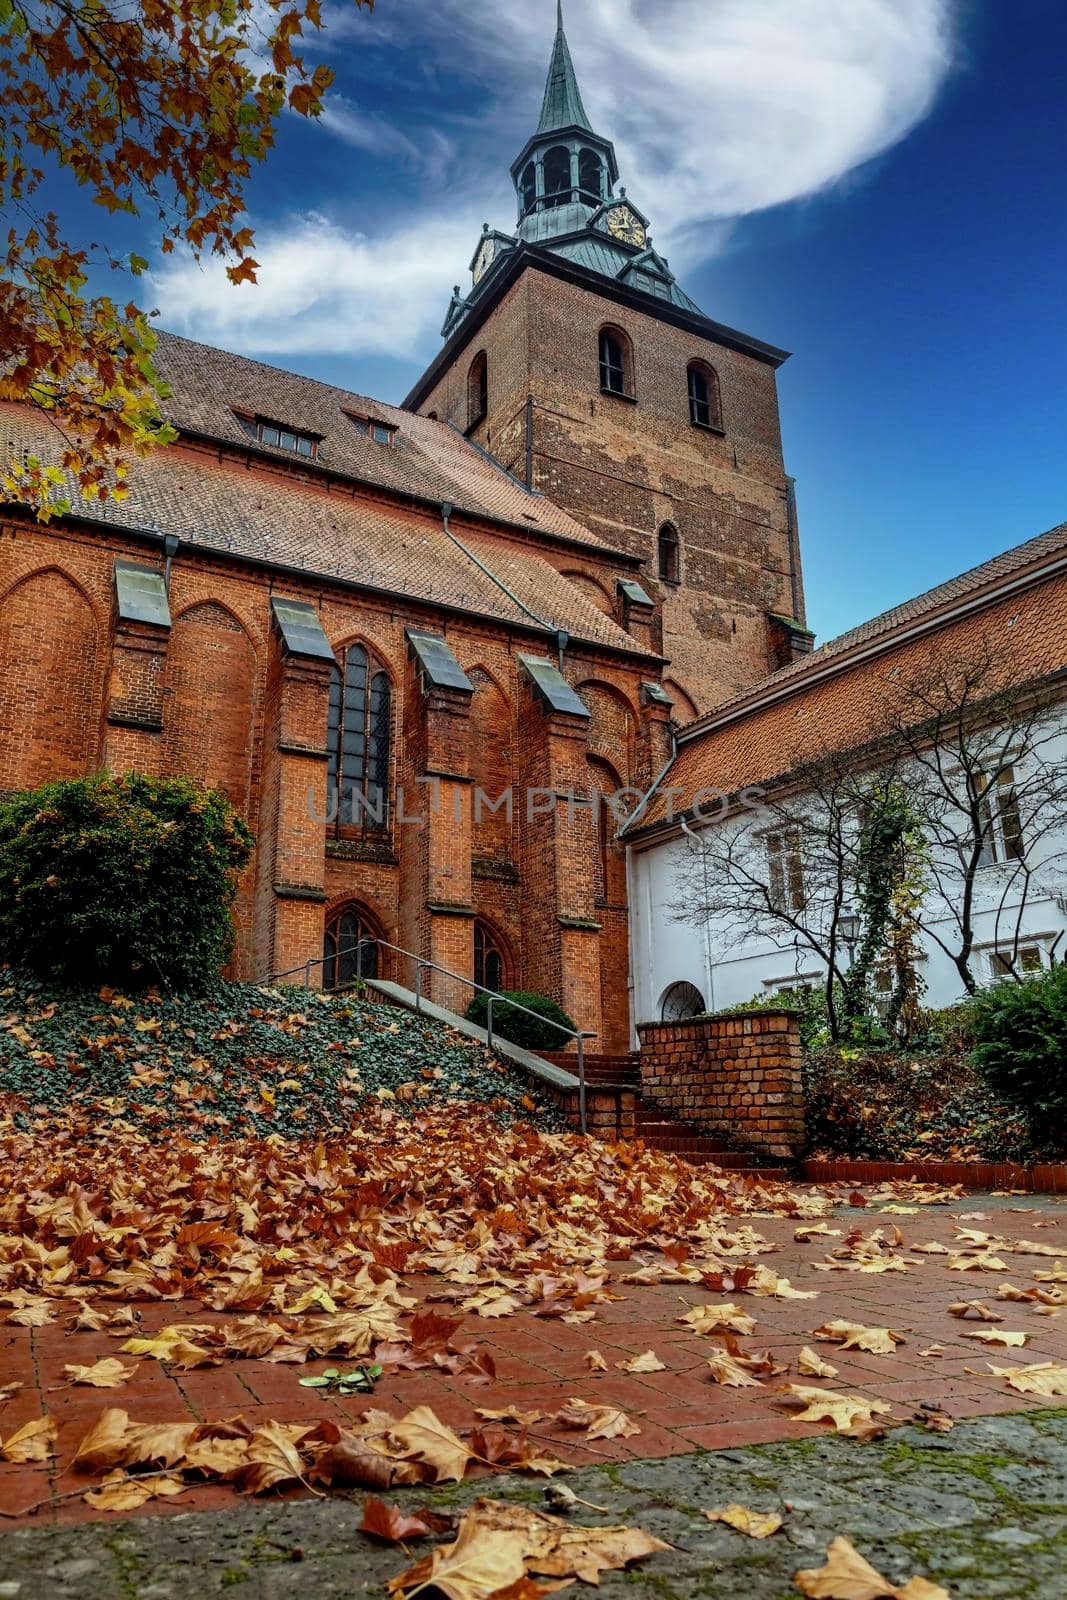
[{"xmin": 802, "ymin": 1157, "xmax": 1067, "ymax": 1195}]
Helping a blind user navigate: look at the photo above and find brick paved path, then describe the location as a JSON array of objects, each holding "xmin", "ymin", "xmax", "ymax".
[{"xmin": 2, "ymin": 1191, "xmax": 1064, "ymax": 1529}]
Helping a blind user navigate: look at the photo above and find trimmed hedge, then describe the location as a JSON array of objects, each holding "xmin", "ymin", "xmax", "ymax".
[
  {"xmin": 0, "ymin": 772, "xmax": 253, "ymax": 988},
  {"xmin": 465, "ymin": 989, "xmax": 577, "ymax": 1054}
]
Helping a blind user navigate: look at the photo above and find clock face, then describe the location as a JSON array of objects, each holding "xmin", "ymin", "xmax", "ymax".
[
  {"xmin": 473, "ymin": 237, "xmax": 498, "ymax": 284},
  {"xmin": 604, "ymin": 205, "xmax": 646, "ymax": 248}
]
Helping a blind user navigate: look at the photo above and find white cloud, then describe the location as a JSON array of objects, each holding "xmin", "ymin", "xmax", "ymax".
[
  {"xmin": 153, "ymin": 0, "xmax": 956, "ymax": 360},
  {"xmin": 151, "ymin": 210, "xmax": 480, "ymax": 360}
]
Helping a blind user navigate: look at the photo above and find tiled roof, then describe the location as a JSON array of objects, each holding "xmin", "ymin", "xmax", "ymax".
[
  {"xmin": 150, "ymin": 330, "xmax": 611, "ymax": 553},
  {"xmin": 685, "ymin": 519, "xmax": 1067, "ymax": 736},
  {"xmin": 0, "ymin": 406, "xmax": 653, "ymax": 658},
  {"xmin": 633, "ymin": 550, "xmax": 1067, "ymax": 832}
]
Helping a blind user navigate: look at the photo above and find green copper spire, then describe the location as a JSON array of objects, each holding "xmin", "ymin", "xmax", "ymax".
[{"xmin": 537, "ymin": 0, "xmax": 593, "ymax": 134}]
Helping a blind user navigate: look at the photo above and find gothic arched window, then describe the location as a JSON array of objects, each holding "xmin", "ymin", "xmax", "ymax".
[
  {"xmin": 578, "ymin": 148, "xmax": 603, "ymax": 202},
  {"xmin": 323, "ymin": 903, "xmax": 381, "ymax": 990},
  {"xmin": 327, "ymin": 644, "xmax": 392, "ymax": 835},
  {"xmin": 520, "ymin": 161, "xmax": 537, "ymax": 215},
  {"xmin": 658, "ymin": 522, "xmax": 680, "ymax": 584},
  {"xmin": 467, "ymin": 351, "xmax": 488, "ymax": 429},
  {"xmin": 598, "ymin": 325, "xmax": 633, "ymax": 398},
  {"xmin": 474, "ymin": 919, "xmax": 509, "ymax": 993},
  {"xmin": 687, "ymin": 361, "xmax": 722, "ymax": 430},
  {"xmin": 543, "ymin": 145, "xmax": 571, "ymax": 208}
]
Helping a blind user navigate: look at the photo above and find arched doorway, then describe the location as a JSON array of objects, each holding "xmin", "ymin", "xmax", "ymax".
[
  {"xmin": 474, "ymin": 919, "xmax": 510, "ymax": 993},
  {"xmin": 323, "ymin": 903, "xmax": 382, "ymax": 990}
]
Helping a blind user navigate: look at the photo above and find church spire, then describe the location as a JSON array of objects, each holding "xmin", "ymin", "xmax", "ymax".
[{"xmin": 536, "ymin": 0, "xmax": 593, "ymax": 134}]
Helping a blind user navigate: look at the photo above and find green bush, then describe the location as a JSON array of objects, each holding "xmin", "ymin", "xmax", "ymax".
[
  {"xmin": 970, "ymin": 964, "xmax": 1067, "ymax": 1138},
  {"xmin": 465, "ymin": 989, "xmax": 576, "ymax": 1053},
  {"xmin": 0, "ymin": 772, "xmax": 253, "ymax": 988}
]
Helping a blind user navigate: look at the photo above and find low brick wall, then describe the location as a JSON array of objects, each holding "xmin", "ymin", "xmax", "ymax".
[{"xmin": 637, "ymin": 1010, "xmax": 804, "ymax": 1158}]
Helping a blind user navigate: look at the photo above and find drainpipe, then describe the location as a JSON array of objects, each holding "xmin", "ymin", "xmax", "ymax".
[
  {"xmin": 439, "ymin": 500, "xmax": 567, "ymax": 665},
  {"xmin": 680, "ymin": 816, "xmax": 716, "ymax": 1013},
  {"xmin": 163, "ymin": 533, "xmax": 180, "ymax": 592}
]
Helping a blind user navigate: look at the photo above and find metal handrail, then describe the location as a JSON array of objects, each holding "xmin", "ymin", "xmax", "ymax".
[{"xmin": 259, "ymin": 937, "xmax": 592, "ymax": 1133}]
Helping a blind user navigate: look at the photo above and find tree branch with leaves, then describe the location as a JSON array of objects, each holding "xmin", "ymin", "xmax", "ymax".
[{"xmin": 0, "ymin": 0, "xmax": 372, "ymax": 517}]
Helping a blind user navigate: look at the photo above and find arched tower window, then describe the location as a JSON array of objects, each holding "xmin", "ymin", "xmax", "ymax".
[
  {"xmin": 519, "ymin": 161, "xmax": 537, "ymax": 216},
  {"xmin": 323, "ymin": 903, "xmax": 381, "ymax": 990},
  {"xmin": 543, "ymin": 145, "xmax": 571, "ymax": 208},
  {"xmin": 657, "ymin": 523, "xmax": 680, "ymax": 584},
  {"xmin": 474, "ymin": 919, "xmax": 509, "ymax": 993},
  {"xmin": 327, "ymin": 643, "xmax": 392, "ymax": 836},
  {"xmin": 578, "ymin": 148, "xmax": 603, "ymax": 202},
  {"xmin": 687, "ymin": 361, "xmax": 722, "ymax": 430},
  {"xmin": 467, "ymin": 351, "xmax": 488, "ymax": 429},
  {"xmin": 598, "ymin": 325, "xmax": 633, "ymax": 398},
  {"xmin": 588, "ymin": 755, "xmax": 624, "ymax": 906}
]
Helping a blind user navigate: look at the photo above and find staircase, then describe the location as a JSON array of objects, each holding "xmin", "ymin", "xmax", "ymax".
[{"xmin": 543, "ymin": 1051, "xmax": 791, "ymax": 1178}]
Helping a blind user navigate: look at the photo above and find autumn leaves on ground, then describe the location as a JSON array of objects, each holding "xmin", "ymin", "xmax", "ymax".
[{"xmin": 2, "ymin": 979, "xmax": 1066, "ymax": 1600}]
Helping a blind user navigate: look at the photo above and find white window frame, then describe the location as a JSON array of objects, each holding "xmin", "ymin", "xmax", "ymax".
[{"xmin": 764, "ymin": 827, "xmax": 806, "ymax": 914}]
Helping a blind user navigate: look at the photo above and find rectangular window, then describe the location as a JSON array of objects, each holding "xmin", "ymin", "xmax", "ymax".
[
  {"xmin": 347, "ymin": 414, "xmax": 396, "ymax": 447},
  {"xmin": 235, "ymin": 413, "xmax": 319, "ymax": 458},
  {"xmin": 990, "ymin": 944, "xmax": 1045, "ymax": 980},
  {"xmin": 766, "ymin": 828, "xmax": 806, "ymax": 914},
  {"xmin": 976, "ymin": 765, "xmax": 1026, "ymax": 866}
]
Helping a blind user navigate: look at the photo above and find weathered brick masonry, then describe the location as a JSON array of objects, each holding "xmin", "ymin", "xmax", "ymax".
[{"xmin": 637, "ymin": 1010, "xmax": 805, "ymax": 1158}]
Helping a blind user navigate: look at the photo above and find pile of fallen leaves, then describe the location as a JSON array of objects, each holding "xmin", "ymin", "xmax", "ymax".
[
  {"xmin": 803, "ymin": 1045, "xmax": 1045, "ymax": 1163},
  {"xmin": 0, "ymin": 970, "xmax": 556, "ymax": 1138}
]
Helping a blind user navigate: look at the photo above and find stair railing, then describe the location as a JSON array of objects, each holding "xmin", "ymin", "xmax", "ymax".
[{"xmin": 260, "ymin": 937, "xmax": 593, "ymax": 1133}]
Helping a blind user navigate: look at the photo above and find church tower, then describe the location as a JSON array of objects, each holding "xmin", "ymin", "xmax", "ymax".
[{"xmin": 404, "ymin": 2, "xmax": 809, "ymax": 717}]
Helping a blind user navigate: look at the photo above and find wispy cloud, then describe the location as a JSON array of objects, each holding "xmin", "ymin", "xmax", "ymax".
[{"xmin": 152, "ymin": 0, "xmax": 956, "ymax": 360}]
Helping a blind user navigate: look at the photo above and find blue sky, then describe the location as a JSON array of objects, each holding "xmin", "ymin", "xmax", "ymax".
[{"xmin": 70, "ymin": 0, "xmax": 1067, "ymax": 644}]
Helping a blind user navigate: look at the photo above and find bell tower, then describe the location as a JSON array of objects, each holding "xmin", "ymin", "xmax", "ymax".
[{"xmin": 404, "ymin": 2, "xmax": 809, "ymax": 717}]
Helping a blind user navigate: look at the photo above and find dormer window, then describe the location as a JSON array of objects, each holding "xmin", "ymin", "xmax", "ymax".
[
  {"xmin": 348, "ymin": 413, "xmax": 396, "ymax": 447},
  {"xmin": 236, "ymin": 413, "xmax": 319, "ymax": 458}
]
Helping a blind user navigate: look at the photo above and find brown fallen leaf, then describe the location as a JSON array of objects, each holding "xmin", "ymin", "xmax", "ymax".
[
  {"xmin": 916, "ymin": 1407, "xmax": 954, "ymax": 1435},
  {"xmin": 555, "ymin": 1398, "xmax": 641, "ymax": 1440},
  {"xmin": 813, "ymin": 1320, "xmax": 906, "ymax": 1354},
  {"xmin": 583, "ymin": 1349, "xmax": 608, "ymax": 1372},
  {"xmin": 311, "ymin": 1433, "xmax": 407, "ymax": 1490},
  {"xmin": 476, "ymin": 1406, "xmax": 545, "ymax": 1427},
  {"xmin": 703, "ymin": 1503, "xmax": 783, "ymax": 1538},
  {"xmin": 794, "ymin": 1534, "xmax": 950, "ymax": 1598},
  {"xmin": 0, "ymin": 1415, "xmax": 57, "ymax": 1464},
  {"xmin": 237, "ymin": 1420, "xmax": 307, "ymax": 1495},
  {"xmin": 0, "ymin": 1381, "xmax": 23, "ymax": 1404},
  {"xmin": 60, "ymin": 1358, "xmax": 140, "ymax": 1389},
  {"xmin": 83, "ymin": 1471, "xmax": 188, "ymax": 1513},
  {"xmin": 387, "ymin": 1509, "xmax": 529, "ymax": 1600},
  {"xmin": 378, "ymin": 1405, "xmax": 474, "ymax": 1483},
  {"xmin": 797, "ymin": 1346, "xmax": 838, "ymax": 1379},
  {"xmin": 959, "ymin": 1329, "xmax": 1028, "ymax": 1348},
  {"xmin": 947, "ymin": 1300, "xmax": 1004, "ymax": 1322},
  {"xmin": 616, "ymin": 1350, "xmax": 666, "ymax": 1374},
  {"xmin": 987, "ymin": 1361, "xmax": 1067, "ymax": 1397},
  {"xmin": 777, "ymin": 1386, "xmax": 894, "ymax": 1436},
  {"xmin": 677, "ymin": 1302, "xmax": 757, "ymax": 1336},
  {"xmin": 359, "ymin": 1495, "xmax": 436, "ymax": 1543},
  {"xmin": 706, "ymin": 1349, "xmax": 764, "ymax": 1388}
]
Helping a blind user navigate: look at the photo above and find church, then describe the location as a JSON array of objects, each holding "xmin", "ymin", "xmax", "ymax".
[{"xmin": 0, "ymin": 6, "xmax": 811, "ymax": 1053}]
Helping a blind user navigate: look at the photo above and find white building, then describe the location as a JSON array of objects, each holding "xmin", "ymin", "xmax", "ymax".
[{"xmin": 625, "ymin": 523, "xmax": 1067, "ymax": 1029}]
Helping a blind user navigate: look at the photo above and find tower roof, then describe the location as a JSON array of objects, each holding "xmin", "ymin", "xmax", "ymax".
[{"xmin": 536, "ymin": 0, "xmax": 592, "ymax": 134}]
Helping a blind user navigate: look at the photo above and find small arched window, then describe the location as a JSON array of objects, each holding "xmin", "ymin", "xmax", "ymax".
[
  {"xmin": 474, "ymin": 919, "xmax": 509, "ymax": 993},
  {"xmin": 327, "ymin": 644, "xmax": 392, "ymax": 835},
  {"xmin": 598, "ymin": 325, "xmax": 633, "ymax": 398},
  {"xmin": 467, "ymin": 351, "xmax": 488, "ymax": 429},
  {"xmin": 657, "ymin": 522, "xmax": 680, "ymax": 584},
  {"xmin": 520, "ymin": 161, "xmax": 537, "ymax": 216},
  {"xmin": 687, "ymin": 361, "xmax": 722, "ymax": 430},
  {"xmin": 578, "ymin": 148, "xmax": 603, "ymax": 202},
  {"xmin": 660, "ymin": 981, "xmax": 705, "ymax": 1022},
  {"xmin": 543, "ymin": 145, "xmax": 572, "ymax": 208},
  {"xmin": 323, "ymin": 903, "xmax": 381, "ymax": 991}
]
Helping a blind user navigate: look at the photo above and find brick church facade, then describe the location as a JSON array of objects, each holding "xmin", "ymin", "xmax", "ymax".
[{"xmin": 0, "ymin": 8, "xmax": 807, "ymax": 1051}]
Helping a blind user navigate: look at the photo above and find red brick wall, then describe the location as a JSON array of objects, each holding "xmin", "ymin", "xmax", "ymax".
[
  {"xmin": 416, "ymin": 264, "xmax": 804, "ymax": 715},
  {"xmin": 637, "ymin": 1010, "xmax": 805, "ymax": 1157}
]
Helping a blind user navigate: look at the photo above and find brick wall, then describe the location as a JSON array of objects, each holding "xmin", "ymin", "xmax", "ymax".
[
  {"xmin": 637, "ymin": 1010, "xmax": 804, "ymax": 1158},
  {"xmin": 416, "ymin": 264, "xmax": 804, "ymax": 716}
]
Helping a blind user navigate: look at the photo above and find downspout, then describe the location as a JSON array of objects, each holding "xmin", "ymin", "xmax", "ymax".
[
  {"xmin": 163, "ymin": 532, "xmax": 180, "ymax": 591},
  {"xmin": 439, "ymin": 499, "xmax": 568, "ymax": 665}
]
